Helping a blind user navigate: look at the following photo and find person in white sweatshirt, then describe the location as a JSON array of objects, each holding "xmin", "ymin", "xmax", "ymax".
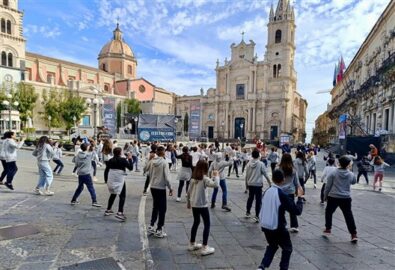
[
  {"xmin": 245, "ymin": 149, "xmax": 271, "ymax": 222},
  {"xmin": 33, "ymin": 136, "xmax": 55, "ymax": 195},
  {"xmin": 209, "ymin": 152, "xmax": 233, "ymax": 211},
  {"xmin": 2, "ymin": 131, "xmax": 24, "ymax": 190},
  {"xmin": 187, "ymin": 160, "xmax": 219, "ymax": 256},
  {"xmin": 146, "ymin": 146, "xmax": 173, "ymax": 238}
]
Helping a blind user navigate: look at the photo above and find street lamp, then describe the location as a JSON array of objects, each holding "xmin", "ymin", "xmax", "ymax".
[
  {"xmin": 48, "ymin": 115, "xmax": 52, "ymax": 138},
  {"xmin": 86, "ymin": 89, "xmax": 104, "ymax": 139},
  {"xmin": 132, "ymin": 116, "xmax": 138, "ymax": 135},
  {"xmin": 221, "ymin": 121, "xmax": 225, "ymax": 150},
  {"xmin": 2, "ymin": 93, "xmax": 19, "ymax": 132}
]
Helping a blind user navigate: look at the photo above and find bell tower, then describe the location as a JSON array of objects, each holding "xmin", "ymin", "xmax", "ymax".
[{"xmin": 266, "ymin": 0, "xmax": 296, "ymax": 82}]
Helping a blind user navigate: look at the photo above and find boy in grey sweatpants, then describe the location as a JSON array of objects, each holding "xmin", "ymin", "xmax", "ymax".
[{"xmin": 323, "ymin": 156, "xmax": 357, "ymax": 243}]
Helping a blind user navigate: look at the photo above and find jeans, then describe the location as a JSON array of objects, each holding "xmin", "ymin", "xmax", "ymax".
[
  {"xmin": 211, "ymin": 179, "xmax": 228, "ymax": 206},
  {"xmin": 260, "ymin": 228, "xmax": 293, "ymax": 270},
  {"xmin": 325, "ymin": 196, "xmax": 356, "ymax": 234},
  {"xmin": 6, "ymin": 161, "xmax": 18, "ymax": 184},
  {"xmin": 37, "ymin": 161, "xmax": 53, "ymax": 189},
  {"xmin": 191, "ymin": 207, "xmax": 210, "ymax": 245},
  {"xmin": 150, "ymin": 188, "xmax": 167, "ymax": 230},
  {"xmin": 246, "ymin": 186, "xmax": 263, "ymax": 217},
  {"xmin": 71, "ymin": 174, "xmax": 97, "ymax": 203},
  {"xmin": 309, "ymin": 170, "xmax": 317, "ymax": 184},
  {"xmin": 177, "ymin": 180, "xmax": 190, "ymax": 198},
  {"xmin": 107, "ymin": 183, "xmax": 126, "ymax": 213},
  {"xmin": 53, "ymin": 159, "xmax": 64, "ymax": 174},
  {"xmin": 357, "ymin": 171, "xmax": 368, "ymax": 184},
  {"xmin": 91, "ymin": 161, "xmax": 97, "ymax": 177},
  {"xmin": 287, "ymin": 194, "xmax": 298, "ymax": 228},
  {"xmin": 261, "ymin": 159, "xmax": 268, "ymax": 167},
  {"xmin": 270, "ymin": 162, "xmax": 277, "ymax": 174},
  {"xmin": 132, "ymin": 155, "xmax": 138, "ymax": 170},
  {"xmin": 0, "ymin": 159, "xmax": 8, "ymax": 181}
]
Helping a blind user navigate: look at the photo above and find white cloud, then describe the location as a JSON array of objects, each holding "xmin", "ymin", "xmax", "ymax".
[{"xmin": 25, "ymin": 24, "xmax": 61, "ymax": 38}]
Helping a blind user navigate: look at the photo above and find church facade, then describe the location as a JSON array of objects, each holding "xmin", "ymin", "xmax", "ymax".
[{"xmin": 176, "ymin": 0, "xmax": 307, "ymax": 142}]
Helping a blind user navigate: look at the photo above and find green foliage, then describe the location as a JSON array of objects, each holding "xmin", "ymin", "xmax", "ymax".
[
  {"xmin": 41, "ymin": 88, "xmax": 63, "ymax": 128},
  {"xmin": 124, "ymin": 98, "xmax": 141, "ymax": 114},
  {"xmin": 14, "ymin": 83, "xmax": 38, "ymax": 124},
  {"xmin": 60, "ymin": 90, "xmax": 87, "ymax": 131},
  {"xmin": 184, "ymin": 112, "xmax": 189, "ymax": 133}
]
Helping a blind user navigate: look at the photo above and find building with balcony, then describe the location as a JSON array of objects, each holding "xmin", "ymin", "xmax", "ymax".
[{"xmin": 323, "ymin": 1, "xmax": 395, "ymax": 143}]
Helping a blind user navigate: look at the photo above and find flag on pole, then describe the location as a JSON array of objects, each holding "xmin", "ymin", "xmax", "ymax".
[{"xmin": 333, "ymin": 63, "xmax": 338, "ymax": 86}]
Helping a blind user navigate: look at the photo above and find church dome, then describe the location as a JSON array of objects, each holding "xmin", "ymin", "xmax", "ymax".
[{"xmin": 98, "ymin": 24, "xmax": 134, "ymax": 59}]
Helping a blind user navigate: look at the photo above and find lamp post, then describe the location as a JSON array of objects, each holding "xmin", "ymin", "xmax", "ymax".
[
  {"xmin": 86, "ymin": 89, "xmax": 104, "ymax": 139},
  {"xmin": 48, "ymin": 115, "xmax": 52, "ymax": 138},
  {"xmin": 132, "ymin": 116, "xmax": 138, "ymax": 135},
  {"xmin": 221, "ymin": 121, "xmax": 225, "ymax": 150},
  {"xmin": 2, "ymin": 93, "xmax": 19, "ymax": 132}
]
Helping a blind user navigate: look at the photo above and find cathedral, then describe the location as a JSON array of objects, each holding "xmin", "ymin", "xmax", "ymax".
[{"xmin": 176, "ymin": 0, "xmax": 307, "ymax": 142}]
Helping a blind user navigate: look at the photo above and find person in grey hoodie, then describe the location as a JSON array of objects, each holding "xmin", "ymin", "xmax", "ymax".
[
  {"xmin": 32, "ymin": 136, "xmax": 55, "ymax": 195},
  {"xmin": 187, "ymin": 160, "xmax": 219, "ymax": 256},
  {"xmin": 294, "ymin": 151, "xmax": 309, "ymax": 201},
  {"xmin": 70, "ymin": 143, "xmax": 101, "ymax": 207},
  {"xmin": 209, "ymin": 152, "xmax": 233, "ymax": 211},
  {"xmin": 278, "ymin": 153, "xmax": 302, "ymax": 233},
  {"xmin": 245, "ymin": 148, "xmax": 271, "ymax": 222},
  {"xmin": 323, "ymin": 156, "xmax": 358, "ymax": 243},
  {"xmin": 2, "ymin": 131, "xmax": 25, "ymax": 190},
  {"xmin": 146, "ymin": 146, "xmax": 173, "ymax": 238}
]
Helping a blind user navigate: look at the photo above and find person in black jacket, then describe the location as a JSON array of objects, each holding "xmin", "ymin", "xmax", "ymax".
[
  {"xmin": 104, "ymin": 147, "xmax": 133, "ymax": 221},
  {"xmin": 258, "ymin": 170, "xmax": 303, "ymax": 270},
  {"xmin": 176, "ymin": 146, "xmax": 193, "ymax": 201}
]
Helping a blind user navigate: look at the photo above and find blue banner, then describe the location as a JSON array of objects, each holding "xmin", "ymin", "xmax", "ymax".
[
  {"xmin": 189, "ymin": 102, "xmax": 201, "ymax": 139},
  {"xmin": 138, "ymin": 128, "xmax": 175, "ymax": 142}
]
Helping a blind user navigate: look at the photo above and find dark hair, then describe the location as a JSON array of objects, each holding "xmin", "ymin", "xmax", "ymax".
[
  {"xmin": 89, "ymin": 145, "xmax": 95, "ymax": 152},
  {"xmin": 272, "ymin": 147, "xmax": 277, "ymax": 152},
  {"xmin": 252, "ymin": 149, "xmax": 260, "ymax": 159},
  {"xmin": 80, "ymin": 143, "xmax": 88, "ymax": 152},
  {"xmin": 279, "ymin": 153, "xmax": 294, "ymax": 176},
  {"xmin": 192, "ymin": 160, "xmax": 209, "ymax": 180},
  {"xmin": 113, "ymin": 147, "xmax": 123, "ymax": 157},
  {"xmin": 151, "ymin": 144, "xmax": 158, "ymax": 153},
  {"xmin": 327, "ymin": 158, "xmax": 335, "ymax": 166},
  {"xmin": 182, "ymin": 146, "xmax": 189, "ymax": 153},
  {"xmin": 373, "ymin": 156, "xmax": 383, "ymax": 165},
  {"xmin": 157, "ymin": 146, "xmax": 165, "ymax": 157},
  {"xmin": 192, "ymin": 146, "xmax": 198, "ymax": 152},
  {"xmin": 338, "ymin": 156, "xmax": 351, "ymax": 168},
  {"xmin": 37, "ymin": 136, "xmax": 50, "ymax": 148},
  {"xmin": 296, "ymin": 151, "xmax": 306, "ymax": 164},
  {"xmin": 102, "ymin": 139, "xmax": 113, "ymax": 155},
  {"xmin": 272, "ymin": 169, "xmax": 284, "ymax": 184},
  {"xmin": 123, "ymin": 143, "xmax": 130, "ymax": 151},
  {"xmin": 3, "ymin": 131, "xmax": 14, "ymax": 139}
]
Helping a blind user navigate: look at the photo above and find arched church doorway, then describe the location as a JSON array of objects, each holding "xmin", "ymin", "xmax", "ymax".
[{"xmin": 234, "ymin": 118, "xmax": 245, "ymax": 139}]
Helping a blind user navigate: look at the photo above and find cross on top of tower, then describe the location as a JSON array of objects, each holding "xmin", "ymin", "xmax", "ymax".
[{"xmin": 241, "ymin": 31, "xmax": 245, "ymax": 41}]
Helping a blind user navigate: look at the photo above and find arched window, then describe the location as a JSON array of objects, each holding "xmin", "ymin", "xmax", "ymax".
[
  {"xmin": 6, "ymin": 20, "xmax": 10, "ymax": 34},
  {"xmin": 277, "ymin": 64, "xmax": 281, "ymax": 77},
  {"xmin": 1, "ymin": 51, "xmax": 6, "ymax": 66},
  {"xmin": 102, "ymin": 63, "xmax": 106, "ymax": 71},
  {"xmin": 275, "ymin": 29, "xmax": 282, "ymax": 43},
  {"xmin": 7, "ymin": 52, "xmax": 12, "ymax": 67},
  {"xmin": 273, "ymin": 65, "xmax": 277, "ymax": 78},
  {"xmin": 128, "ymin": 65, "xmax": 132, "ymax": 74},
  {"xmin": 1, "ymin": 19, "xmax": 5, "ymax": 33},
  {"xmin": 3, "ymin": 0, "xmax": 9, "ymax": 6}
]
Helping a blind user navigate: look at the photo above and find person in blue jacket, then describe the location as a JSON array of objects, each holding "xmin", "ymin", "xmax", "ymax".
[{"xmin": 258, "ymin": 169, "xmax": 304, "ymax": 270}]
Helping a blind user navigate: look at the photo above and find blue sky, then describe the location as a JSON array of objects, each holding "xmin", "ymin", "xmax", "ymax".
[{"xmin": 20, "ymin": 0, "xmax": 390, "ymax": 142}]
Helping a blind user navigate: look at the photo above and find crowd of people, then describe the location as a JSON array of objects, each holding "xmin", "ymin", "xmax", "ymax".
[{"xmin": 0, "ymin": 133, "xmax": 391, "ymax": 269}]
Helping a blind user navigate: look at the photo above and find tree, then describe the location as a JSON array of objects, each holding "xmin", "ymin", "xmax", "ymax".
[
  {"xmin": 14, "ymin": 83, "xmax": 39, "ymax": 128},
  {"xmin": 41, "ymin": 88, "xmax": 63, "ymax": 128},
  {"xmin": 183, "ymin": 112, "xmax": 189, "ymax": 134},
  {"xmin": 60, "ymin": 90, "xmax": 87, "ymax": 134},
  {"xmin": 124, "ymin": 98, "xmax": 141, "ymax": 114}
]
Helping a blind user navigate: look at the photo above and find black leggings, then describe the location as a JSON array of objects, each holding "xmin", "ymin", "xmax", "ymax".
[
  {"xmin": 320, "ymin": 183, "xmax": 326, "ymax": 203},
  {"xmin": 190, "ymin": 207, "xmax": 210, "ymax": 246},
  {"xmin": 177, "ymin": 180, "xmax": 190, "ymax": 198},
  {"xmin": 270, "ymin": 162, "xmax": 277, "ymax": 174},
  {"xmin": 150, "ymin": 188, "xmax": 167, "ymax": 230},
  {"xmin": 107, "ymin": 183, "xmax": 126, "ymax": 213},
  {"xmin": 246, "ymin": 186, "xmax": 263, "ymax": 217},
  {"xmin": 104, "ymin": 161, "xmax": 109, "ymax": 183},
  {"xmin": 143, "ymin": 175, "xmax": 150, "ymax": 193}
]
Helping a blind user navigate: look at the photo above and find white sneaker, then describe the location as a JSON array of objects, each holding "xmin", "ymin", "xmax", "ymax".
[
  {"xmin": 147, "ymin": 225, "xmax": 155, "ymax": 235},
  {"xmin": 314, "ymin": 184, "xmax": 317, "ymax": 189},
  {"xmin": 93, "ymin": 176, "xmax": 98, "ymax": 182},
  {"xmin": 154, "ymin": 229, "xmax": 167, "ymax": 238},
  {"xmin": 176, "ymin": 197, "xmax": 181, "ymax": 202},
  {"xmin": 34, "ymin": 188, "xmax": 44, "ymax": 195},
  {"xmin": 44, "ymin": 190, "xmax": 54, "ymax": 196},
  {"xmin": 289, "ymin": 227, "xmax": 299, "ymax": 233},
  {"xmin": 200, "ymin": 246, "xmax": 215, "ymax": 256},
  {"xmin": 188, "ymin": 243, "xmax": 203, "ymax": 251}
]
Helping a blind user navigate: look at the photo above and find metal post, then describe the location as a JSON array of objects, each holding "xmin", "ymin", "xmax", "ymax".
[
  {"xmin": 8, "ymin": 106, "xmax": 11, "ymax": 131},
  {"xmin": 94, "ymin": 105, "xmax": 97, "ymax": 139}
]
